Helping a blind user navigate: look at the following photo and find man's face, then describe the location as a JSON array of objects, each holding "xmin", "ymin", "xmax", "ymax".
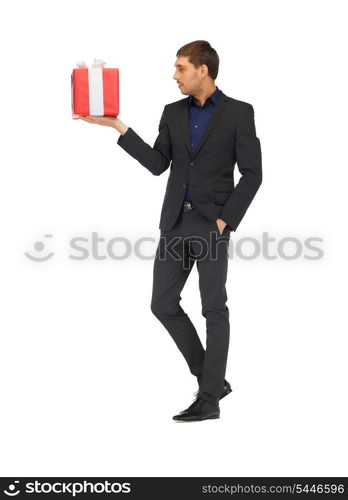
[{"xmin": 173, "ymin": 55, "xmax": 205, "ymax": 95}]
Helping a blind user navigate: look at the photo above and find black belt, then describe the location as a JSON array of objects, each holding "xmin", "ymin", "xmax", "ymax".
[{"xmin": 183, "ymin": 201, "xmax": 194, "ymax": 212}]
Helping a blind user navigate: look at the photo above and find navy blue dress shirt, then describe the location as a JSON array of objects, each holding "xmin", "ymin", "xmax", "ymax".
[{"xmin": 184, "ymin": 86, "xmax": 222, "ymax": 202}]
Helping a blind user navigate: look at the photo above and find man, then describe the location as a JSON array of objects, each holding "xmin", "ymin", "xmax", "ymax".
[{"xmin": 79, "ymin": 40, "xmax": 262, "ymax": 422}]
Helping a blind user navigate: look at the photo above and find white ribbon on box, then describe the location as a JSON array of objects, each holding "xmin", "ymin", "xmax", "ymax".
[{"xmin": 75, "ymin": 58, "xmax": 106, "ymax": 116}]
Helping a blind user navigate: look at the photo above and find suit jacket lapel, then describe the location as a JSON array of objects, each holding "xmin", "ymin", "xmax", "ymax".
[
  {"xmin": 180, "ymin": 98, "xmax": 192, "ymax": 157},
  {"xmin": 180, "ymin": 91, "xmax": 229, "ymax": 159}
]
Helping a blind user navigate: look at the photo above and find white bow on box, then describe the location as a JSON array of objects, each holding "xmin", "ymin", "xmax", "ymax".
[{"xmin": 75, "ymin": 58, "xmax": 106, "ymax": 68}]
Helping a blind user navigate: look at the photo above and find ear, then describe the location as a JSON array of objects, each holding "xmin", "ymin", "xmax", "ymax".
[{"xmin": 201, "ymin": 64, "xmax": 209, "ymax": 77}]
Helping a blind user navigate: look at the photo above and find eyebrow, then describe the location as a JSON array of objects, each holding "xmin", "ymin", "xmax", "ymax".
[{"xmin": 174, "ymin": 64, "xmax": 186, "ymax": 67}]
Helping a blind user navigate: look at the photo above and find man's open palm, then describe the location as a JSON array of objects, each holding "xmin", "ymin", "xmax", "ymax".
[{"xmin": 78, "ymin": 115, "xmax": 119, "ymax": 128}]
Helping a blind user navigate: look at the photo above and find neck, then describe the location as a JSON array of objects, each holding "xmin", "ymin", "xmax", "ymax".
[{"xmin": 193, "ymin": 84, "xmax": 217, "ymax": 106}]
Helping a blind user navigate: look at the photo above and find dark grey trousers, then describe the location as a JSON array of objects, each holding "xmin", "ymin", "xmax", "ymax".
[{"xmin": 151, "ymin": 204, "xmax": 231, "ymax": 405}]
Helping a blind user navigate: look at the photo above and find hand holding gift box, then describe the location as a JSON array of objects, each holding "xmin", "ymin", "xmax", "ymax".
[{"xmin": 71, "ymin": 58, "xmax": 119, "ymax": 118}]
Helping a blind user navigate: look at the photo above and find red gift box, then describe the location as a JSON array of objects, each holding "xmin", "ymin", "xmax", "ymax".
[{"xmin": 71, "ymin": 65, "xmax": 119, "ymax": 118}]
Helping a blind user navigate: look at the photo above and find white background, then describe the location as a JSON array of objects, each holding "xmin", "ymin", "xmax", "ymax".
[{"xmin": 1, "ymin": 0, "xmax": 347, "ymax": 477}]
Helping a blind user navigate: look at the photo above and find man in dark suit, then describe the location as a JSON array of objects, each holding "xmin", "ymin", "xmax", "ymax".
[{"xmin": 79, "ymin": 40, "xmax": 262, "ymax": 422}]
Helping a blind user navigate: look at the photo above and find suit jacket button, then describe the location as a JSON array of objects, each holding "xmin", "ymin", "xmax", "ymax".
[
  {"xmin": 182, "ymin": 184, "xmax": 186, "ymax": 188},
  {"xmin": 190, "ymin": 161, "xmax": 195, "ymax": 166}
]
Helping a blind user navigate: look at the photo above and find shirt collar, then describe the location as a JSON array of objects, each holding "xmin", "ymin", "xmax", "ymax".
[{"xmin": 189, "ymin": 86, "xmax": 222, "ymax": 106}]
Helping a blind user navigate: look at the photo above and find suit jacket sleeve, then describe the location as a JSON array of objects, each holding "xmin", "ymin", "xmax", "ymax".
[
  {"xmin": 220, "ymin": 104, "xmax": 262, "ymax": 232},
  {"xmin": 116, "ymin": 105, "xmax": 172, "ymax": 176}
]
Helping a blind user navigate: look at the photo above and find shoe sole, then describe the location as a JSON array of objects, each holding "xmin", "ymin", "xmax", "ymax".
[{"xmin": 173, "ymin": 414, "xmax": 220, "ymax": 422}]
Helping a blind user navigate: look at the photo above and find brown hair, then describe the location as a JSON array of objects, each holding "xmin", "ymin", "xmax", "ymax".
[{"xmin": 176, "ymin": 40, "xmax": 219, "ymax": 80}]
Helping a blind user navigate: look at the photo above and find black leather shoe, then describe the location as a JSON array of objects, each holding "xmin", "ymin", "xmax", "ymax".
[
  {"xmin": 173, "ymin": 396, "xmax": 220, "ymax": 422},
  {"xmin": 196, "ymin": 377, "xmax": 232, "ymax": 400}
]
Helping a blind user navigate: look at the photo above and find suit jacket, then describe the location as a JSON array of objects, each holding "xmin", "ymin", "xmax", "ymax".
[{"xmin": 117, "ymin": 90, "xmax": 262, "ymax": 232}]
